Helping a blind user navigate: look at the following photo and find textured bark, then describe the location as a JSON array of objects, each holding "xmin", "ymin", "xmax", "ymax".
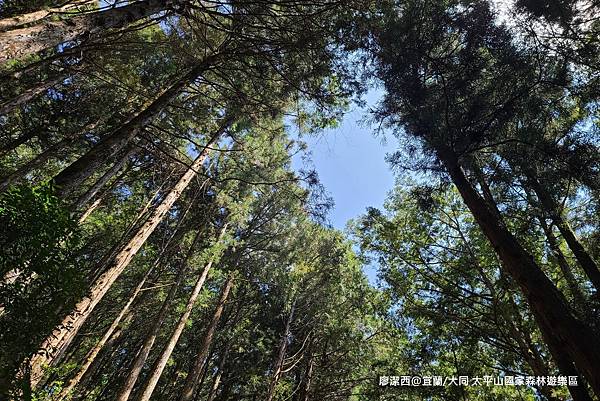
[
  {"xmin": 57, "ymin": 265, "xmax": 153, "ymax": 399},
  {"xmin": 265, "ymin": 298, "xmax": 296, "ymax": 401},
  {"xmin": 136, "ymin": 227, "xmax": 228, "ymax": 401},
  {"xmin": 527, "ymin": 174, "xmax": 600, "ymax": 292},
  {"xmin": 52, "ymin": 53, "xmax": 222, "ymax": 197},
  {"xmin": 115, "ymin": 259, "xmax": 188, "ymax": 401},
  {"xmin": 0, "ymin": 0, "xmax": 170, "ymax": 64},
  {"xmin": 436, "ymin": 144, "xmax": 600, "ymax": 394},
  {"xmin": 28, "ymin": 121, "xmax": 227, "ymax": 387},
  {"xmin": 72, "ymin": 145, "xmax": 137, "ymax": 211},
  {"xmin": 0, "ymin": 1, "xmax": 96, "ymax": 32},
  {"xmin": 179, "ymin": 272, "xmax": 236, "ymax": 401}
]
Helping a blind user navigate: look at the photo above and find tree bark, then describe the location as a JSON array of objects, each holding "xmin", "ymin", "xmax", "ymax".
[
  {"xmin": 115, "ymin": 256, "xmax": 189, "ymax": 401},
  {"xmin": 136, "ymin": 227, "xmax": 228, "ymax": 401},
  {"xmin": 435, "ymin": 144, "xmax": 600, "ymax": 394},
  {"xmin": 265, "ymin": 298, "xmax": 296, "ymax": 401},
  {"xmin": 179, "ymin": 272, "xmax": 236, "ymax": 401},
  {"xmin": 526, "ymin": 173, "xmax": 600, "ymax": 292},
  {"xmin": 0, "ymin": 1, "xmax": 96, "ymax": 32},
  {"xmin": 57, "ymin": 263, "xmax": 155, "ymax": 399},
  {"xmin": 72, "ymin": 145, "xmax": 137, "ymax": 211},
  {"xmin": 539, "ymin": 218, "xmax": 588, "ymax": 309},
  {"xmin": 27, "ymin": 119, "xmax": 228, "ymax": 388},
  {"xmin": 0, "ymin": 0, "xmax": 170, "ymax": 64},
  {"xmin": 51, "ymin": 52, "xmax": 223, "ymax": 197}
]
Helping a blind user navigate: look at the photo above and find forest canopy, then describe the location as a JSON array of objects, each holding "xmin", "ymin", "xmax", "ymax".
[{"xmin": 0, "ymin": 0, "xmax": 599, "ymax": 400}]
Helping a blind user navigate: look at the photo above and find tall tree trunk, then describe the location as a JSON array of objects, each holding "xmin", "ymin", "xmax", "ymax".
[
  {"xmin": 77, "ymin": 163, "xmax": 133, "ymax": 224},
  {"xmin": 265, "ymin": 298, "xmax": 296, "ymax": 401},
  {"xmin": 0, "ymin": 136, "xmax": 76, "ymax": 192},
  {"xmin": 297, "ymin": 338, "xmax": 314, "ymax": 401},
  {"xmin": 539, "ymin": 218, "xmax": 588, "ymax": 308},
  {"xmin": 0, "ymin": 0, "xmax": 170, "ymax": 64},
  {"xmin": 27, "ymin": 120, "xmax": 228, "ymax": 388},
  {"xmin": 206, "ymin": 341, "xmax": 232, "ymax": 401},
  {"xmin": 435, "ymin": 144, "xmax": 600, "ymax": 394},
  {"xmin": 0, "ymin": 0, "xmax": 96, "ymax": 32},
  {"xmin": 504, "ymin": 292, "xmax": 585, "ymax": 401},
  {"xmin": 526, "ymin": 173, "xmax": 600, "ymax": 292},
  {"xmin": 0, "ymin": 74, "xmax": 67, "ymax": 115},
  {"xmin": 136, "ymin": 227, "xmax": 228, "ymax": 401},
  {"xmin": 72, "ymin": 145, "xmax": 137, "ymax": 211},
  {"xmin": 51, "ymin": 53, "xmax": 223, "ymax": 197},
  {"xmin": 115, "ymin": 256, "xmax": 189, "ymax": 401},
  {"xmin": 57, "ymin": 261, "xmax": 157, "ymax": 399},
  {"xmin": 179, "ymin": 272, "xmax": 236, "ymax": 401}
]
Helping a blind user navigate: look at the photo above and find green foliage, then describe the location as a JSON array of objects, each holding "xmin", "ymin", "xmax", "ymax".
[{"xmin": 0, "ymin": 182, "xmax": 84, "ymax": 388}]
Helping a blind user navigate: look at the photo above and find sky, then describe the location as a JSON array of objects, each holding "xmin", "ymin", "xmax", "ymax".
[
  {"xmin": 292, "ymin": 91, "xmax": 398, "ymax": 231},
  {"xmin": 291, "ymin": 92, "xmax": 399, "ymax": 284}
]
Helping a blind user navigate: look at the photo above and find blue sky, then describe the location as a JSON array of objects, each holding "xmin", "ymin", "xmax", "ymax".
[
  {"xmin": 291, "ymin": 91, "xmax": 398, "ymax": 284},
  {"xmin": 293, "ymin": 91, "xmax": 398, "ymax": 231}
]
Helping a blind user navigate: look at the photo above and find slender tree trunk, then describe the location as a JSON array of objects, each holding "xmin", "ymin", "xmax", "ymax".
[
  {"xmin": 297, "ymin": 338, "xmax": 314, "ymax": 401},
  {"xmin": 0, "ymin": 0, "xmax": 170, "ymax": 64},
  {"xmin": 0, "ymin": 0, "xmax": 96, "ymax": 32},
  {"xmin": 265, "ymin": 298, "xmax": 296, "ymax": 401},
  {"xmin": 539, "ymin": 218, "xmax": 588, "ymax": 308},
  {"xmin": 0, "ymin": 74, "xmax": 67, "ymax": 115},
  {"xmin": 136, "ymin": 227, "xmax": 228, "ymax": 401},
  {"xmin": 51, "ymin": 53, "xmax": 223, "ymax": 197},
  {"xmin": 115, "ymin": 258, "xmax": 189, "ymax": 401},
  {"xmin": 435, "ymin": 144, "xmax": 600, "ymax": 394},
  {"xmin": 27, "ymin": 120, "xmax": 228, "ymax": 388},
  {"xmin": 58, "ymin": 261, "xmax": 157, "ymax": 399},
  {"xmin": 526, "ymin": 173, "xmax": 600, "ymax": 292},
  {"xmin": 505, "ymin": 299, "xmax": 567, "ymax": 401},
  {"xmin": 206, "ymin": 342, "xmax": 232, "ymax": 401},
  {"xmin": 0, "ymin": 137, "xmax": 76, "ymax": 192},
  {"xmin": 179, "ymin": 272, "xmax": 236, "ymax": 401},
  {"xmin": 72, "ymin": 145, "xmax": 137, "ymax": 211}
]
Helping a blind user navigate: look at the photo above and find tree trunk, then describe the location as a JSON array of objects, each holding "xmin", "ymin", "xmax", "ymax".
[
  {"xmin": 0, "ymin": 136, "xmax": 76, "ymax": 192},
  {"xmin": 115, "ymin": 257, "xmax": 189, "ymax": 401},
  {"xmin": 297, "ymin": 338, "xmax": 314, "ymax": 401},
  {"xmin": 28, "ymin": 119, "xmax": 228, "ymax": 388},
  {"xmin": 0, "ymin": 0, "xmax": 96, "ymax": 32},
  {"xmin": 179, "ymin": 272, "xmax": 236, "ymax": 401},
  {"xmin": 539, "ymin": 218, "xmax": 588, "ymax": 308},
  {"xmin": 72, "ymin": 145, "xmax": 137, "ymax": 211},
  {"xmin": 0, "ymin": 74, "xmax": 68, "ymax": 115},
  {"xmin": 57, "ymin": 261, "xmax": 156, "ymax": 399},
  {"xmin": 206, "ymin": 341, "xmax": 232, "ymax": 401},
  {"xmin": 265, "ymin": 298, "xmax": 296, "ymax": 401},
  {"xmin": 136, "ymin": 227, "xmax": 228, "ymax": 401},
  {"xmin": 51, "ymin": 53, "xmax": 223, "ymax": 197},
  {"xmin": 0, "ymin": 0, "xmax": 170, "ymax": 64},
  {"xmin": 435, "ymin": 144, "xmax": 600, "ymax": 394},
  {"xmin": 527, "ymin": 173, "xmax": 600, "ymax": 292}
]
